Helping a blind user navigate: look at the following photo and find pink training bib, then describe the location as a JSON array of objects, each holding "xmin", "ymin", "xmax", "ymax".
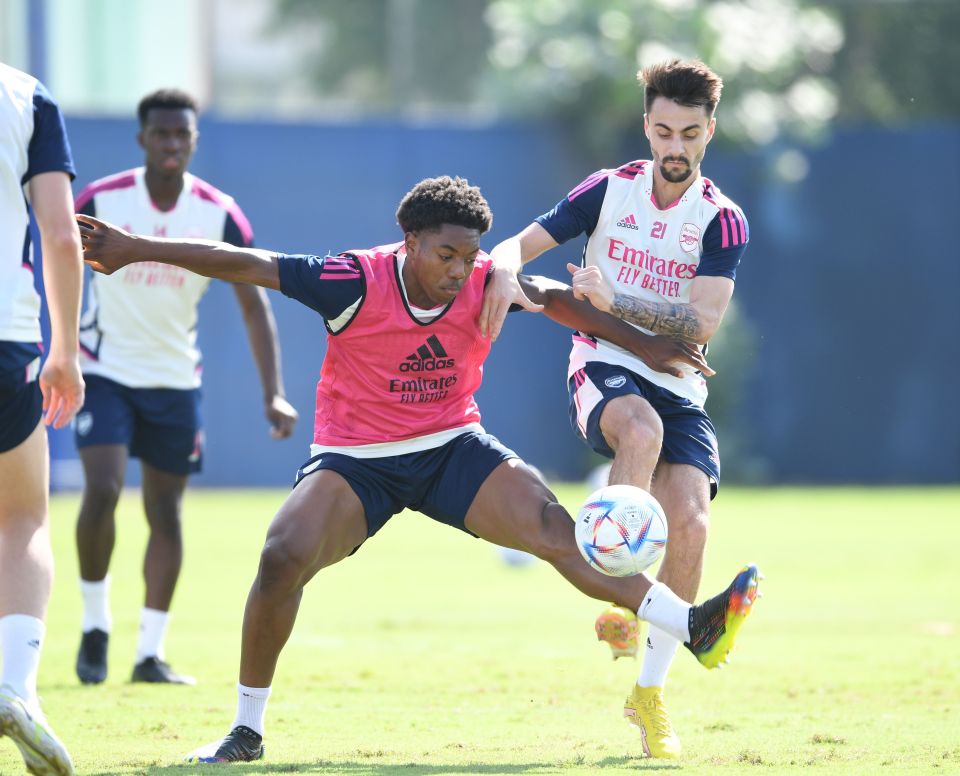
[{"xmin": 313, "ymin": 242, "xmax": 492, "ymax": 446}]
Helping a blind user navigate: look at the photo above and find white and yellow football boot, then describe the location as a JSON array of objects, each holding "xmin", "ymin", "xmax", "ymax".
[
  {"xmin": 0, "ymin": 685, "xmax": 74, "ymax": 775},
  {"xmin": 623, "ymin": 684, "xmax": 681, "ymax": 759}
]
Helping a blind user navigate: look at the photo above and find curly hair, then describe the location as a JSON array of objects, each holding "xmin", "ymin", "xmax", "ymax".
[
  {"xmin": 639, "ymin": 59, "xmax": 723, "ymax": 116},
  {"xmin": 137, "ymin": 89, "xmax": 198, "ymax": 126},
  {"xmin": 396, "ymin": 176, "xmax": 492, "ymax": 235}
]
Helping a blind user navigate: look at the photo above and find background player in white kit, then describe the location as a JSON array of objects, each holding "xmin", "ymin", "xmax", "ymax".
[
  {"xmin": 72, "ymin": 89, "xmax": 298, "ymax": 686},
  {"xmin": 482, "ymin": 60, "xmax": 750, "ymax": 759},
  {"xmin": 0, "ymin": 62, "xmax": 81, "ymax": 776}
]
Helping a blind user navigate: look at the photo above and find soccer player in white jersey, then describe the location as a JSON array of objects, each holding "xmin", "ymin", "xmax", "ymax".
[
  {"xmin": 72, "ymin": 89, "xmax": 298, "ymax": 686},
  {"xmin": 76, "ymin": 176, "xmax": 759, "ymax": 764},
  {"xmin": 482, "ymin": 60, "xmax": 750, "ymax": 759},
  {"xmin": 0, "ymin": 62, "xmax": 81, "ymax": 776}
]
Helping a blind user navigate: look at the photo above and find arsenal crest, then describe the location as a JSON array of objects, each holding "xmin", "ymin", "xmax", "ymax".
[
  {"xmin": 76, "ymin": 412, "xmax": 93, "ymax": 436},
  {"xmin": 679, "ymin": 222, "xmax": 701, "ymax": 254}
]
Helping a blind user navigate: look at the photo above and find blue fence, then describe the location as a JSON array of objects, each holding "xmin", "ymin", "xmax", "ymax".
[{"xmin": 47, "ymin": 115, "xmax": 958, "ymax": 486}]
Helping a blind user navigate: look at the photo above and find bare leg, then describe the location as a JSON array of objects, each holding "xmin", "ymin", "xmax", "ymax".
[
  {"xmin": 636, "ymin": 462, "xmax": 711, "ymax": 696},
  {"xmin": 75, "ymin": 445, "xmax": 127, "ymax": 683},
  {"xmin": 140, "ymin": 462, "xmax": 188, "ymax": 611},
  {"xmin": 0, "ymin": 421, "xmax": 76, "ymax": 775},
  {"xmin": 0, "ymin": 422, "xmax": 52, "ymax": 619},
  {"xmin": 650, "ymin": 463, "xmax": 710, "ymax": 603},
  {"xmin": 75, "ymin": 445, "xmax": 127, "ymax": 582},
  {"xmin": 238, "ymin": 470, "xmax": 367, "ymax": 688},
  {"xmin": 465, "ymin": 459, "xmax": 656, "ymax": 611},
  {"xmin": 183, "ymin": 471, "xmax": 369, "ymax": 761},
  {"xmin": 601, "ymin": 395, "xmax": 663, "ymax": 490}
]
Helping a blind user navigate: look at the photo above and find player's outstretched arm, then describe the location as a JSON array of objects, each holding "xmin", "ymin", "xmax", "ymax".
[
  {"xmin": 519, "ymin": 274, "xmax": 714, "ymax": 378},
  {"xmin": 77, "ymin": 213, "xmax": 281, "ymax": 290}
]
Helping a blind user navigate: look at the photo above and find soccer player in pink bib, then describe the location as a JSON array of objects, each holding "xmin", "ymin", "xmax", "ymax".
[
  {"xmin": 77, "ymin": 176, "xmax": 758, "ymax": 764},
  {"xmin": 483, "ymin": 60, "xmax": 752, "ymax": 759}
]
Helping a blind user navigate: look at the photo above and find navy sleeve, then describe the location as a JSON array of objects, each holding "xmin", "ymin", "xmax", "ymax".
[
  {"xmin": 535, "ymin": 172, "xmax": 608, "ymax": 245},
  {"xmin": 698, "ymin": 209, "xmax": 749, "ymax": 281},
  {"xmin": 277, "ymin": 253, "xmax": 365, "ymax": 322},
  {"xmin": 24, "ymin": 81, "xmax": 75, "ymax": 184},
  {"xmin": 223, "ymin": 210, "xmax": 254, "ymax": 248}
]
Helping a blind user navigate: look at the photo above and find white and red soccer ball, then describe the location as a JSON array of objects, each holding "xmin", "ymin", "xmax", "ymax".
[{"xmin": 575, "ymin": 484, "xmax": 668, "ymax": 576}]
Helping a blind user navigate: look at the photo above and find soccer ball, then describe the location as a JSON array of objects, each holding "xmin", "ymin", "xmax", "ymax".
[{"xmin": 575, "ymin": 484, "xmax": 668, "ymax": 576}]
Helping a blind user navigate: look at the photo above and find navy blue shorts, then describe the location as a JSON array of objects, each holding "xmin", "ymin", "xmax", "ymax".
[
  {"xmin": 0, "ymin": 343, "xmax": 43, "ymax": 454},
  {"xmin": 74, "ymin": 374, "xmax": 203, "ymax": 475},
  {"xmin": 294, "ymin": 431, "xmax": 519, "ymax": 543},
  {"xmin": 569, "ymin": 362, "xmax": 720, "ymax": 498}
]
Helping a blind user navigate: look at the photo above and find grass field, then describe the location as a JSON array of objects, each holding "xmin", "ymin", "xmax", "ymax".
[{"xmin": 2, "ymin": 485, "xmax": 958, "ymax": 775}]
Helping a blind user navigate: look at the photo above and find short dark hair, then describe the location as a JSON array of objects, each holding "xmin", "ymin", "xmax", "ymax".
[
  {"xmin": 639, "ymin": 59, "xmax": 723, "ymax": 116},
  {"xmin": 395, "ymin": 176, "xmax": 492, "ymax": 235},
  {"xmin": 137, "ymin": 89, "xmax": 198, "ymax": 126}
]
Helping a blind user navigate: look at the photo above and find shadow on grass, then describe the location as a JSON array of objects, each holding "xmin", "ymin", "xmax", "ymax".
[{"xmin": 88, "ymin": 755, "xmax": 681, "ymax": 775}]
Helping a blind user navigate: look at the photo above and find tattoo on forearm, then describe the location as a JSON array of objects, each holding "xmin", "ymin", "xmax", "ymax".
[{"xmin": 611, "ymin": 293, "xmax": 701, "ymax": 340}]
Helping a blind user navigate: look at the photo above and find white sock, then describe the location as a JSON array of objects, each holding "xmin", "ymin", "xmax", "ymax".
[
  {"xmin": 79, "ymin": 576, "xmax": 112, "ymax": 633},
  {"xmin": 637, "ymin": 582, "xmax": 691, "ymax": 643},
  {"xmin": 637, "ymin": 625, "xmax": 680, "ymax": 688},
  {"xmin": 232, "ymin": 683, "xmax": 271, "ymax": 736},
  {"xmin": 0, "ymin": 614, "xmax": 45, "ymax": 708},
  {"xmin": 136, "ymin": 607, "xmax": 169, "ymax": 662}
]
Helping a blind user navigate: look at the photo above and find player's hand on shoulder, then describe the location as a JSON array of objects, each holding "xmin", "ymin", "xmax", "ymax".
[
  {"xmin": 480, "ymin": 265, "xmax": 544, "ymax": 341},
  {"xmin": 266, "ymin": 395, "xmax": 298, "ymax": 439},
  {"xmin": 39, "ymin": 353, "xmax": 85, "ymax": 429},
  {"xmin": 76, "ymin": 214, "xmax": 136, "ymax": 274},
  {"xmin": 567, "ymin": 263, "xmax": 613, "ymax": 312},
  {"xmin": 636, "ymin": 336, "xmax": 715, "ymax": 379}
]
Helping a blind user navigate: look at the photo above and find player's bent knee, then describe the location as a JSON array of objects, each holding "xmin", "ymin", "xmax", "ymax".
[
  {"xmin": 256, "ymin": 532, "xmax": 353, "ymax": 594},
  {"xmin": 601, "ymin": 407, "xmax": 663, "ymax": 458},
  {"xmin": 525, "ymin": 501, "xmax": 578, "ymax": 566},
  {"xmin": 256, "ymin": 538, "xmax": 309, "ymax": 593},
  {"xmin": 620, "ymin": 417, "xmax": 663, "ymax": 455},
  {"xmin": 147, "ymin": 518, "xmax": 183, "ymax": 542},
  {"xmin": 81, "ymin": 480, "xmax": 123, "ymax": 517},
  {"xmin": 0, "ymin": 506, "xmax": 47, "ymax": 534},
  {"xmin": 144, "ymin": 497, "xmax": 184, "ymax": 532},
  {"xmin": 670, "ymin": 510, "xmax": 709, "ymax": 549}
]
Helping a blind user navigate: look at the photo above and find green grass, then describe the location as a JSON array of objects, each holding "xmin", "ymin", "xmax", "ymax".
[{"xmin": 3, "ymin": 486, "xmax": 958, "ymax": 775}]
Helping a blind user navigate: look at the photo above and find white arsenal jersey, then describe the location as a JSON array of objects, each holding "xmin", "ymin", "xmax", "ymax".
[
  {"xmin": 75, "ymin": 167, "xmax": 253, "ymax": 389},
  {"xmin": 0, "ymin": 64, "xmax": 75, "ymax": 342},
  {"xmin": 537, "ymin": 159, "xmax": 749, "ymax": 406}
]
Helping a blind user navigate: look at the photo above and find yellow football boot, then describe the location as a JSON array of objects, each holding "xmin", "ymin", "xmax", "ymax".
[
  {"xmin": 623, "ymin": 684, "xmax": 681, "ymax": 759},
  {"xmin": 594, "ymin": 604, "xmax": 639, "ymax": 659}
]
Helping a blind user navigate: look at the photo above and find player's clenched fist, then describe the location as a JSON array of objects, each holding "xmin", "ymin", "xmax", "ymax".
[
  {"xmin": 76, "ymin": 213, "xmax": 139, "ymax": 274},
  {"xmin": 266, "ymin": 395, "xmax": 299, "ymax": 440},
  {"xmin": 567, "ymin": 262, "xmax": 614, "ymax": 313}
]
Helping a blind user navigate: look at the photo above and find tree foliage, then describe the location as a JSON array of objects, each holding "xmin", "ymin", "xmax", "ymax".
[
  {"xmin": 271, "ymin": 0, "xmax": 959, "ymax": 148},
  {"xmin": 828, "ymin": 0, "xmax": 960, "ymax": 125},
  {"xmin": 271, "ymin": 0, "xmax": 490, "ymax": 110},
  {"xmin": 479, "ymin": 0, "xmax": 847, "ymax": 152}
]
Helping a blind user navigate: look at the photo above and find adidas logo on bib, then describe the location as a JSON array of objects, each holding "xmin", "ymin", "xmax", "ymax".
[{"xmin": 400, "ymin": 334, "xmax": 456, "ymax": 372}]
